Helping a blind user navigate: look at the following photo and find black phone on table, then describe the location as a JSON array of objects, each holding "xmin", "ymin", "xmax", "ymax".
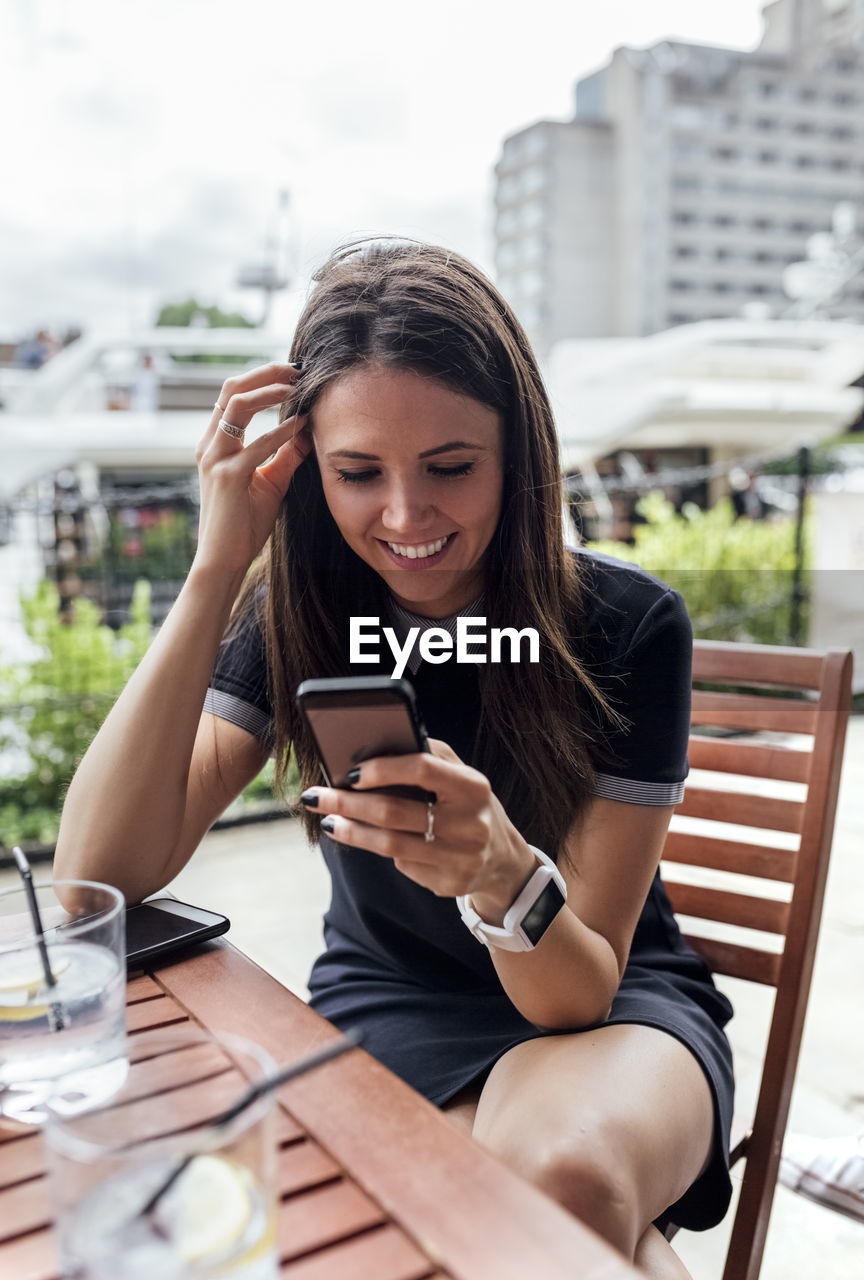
[
  {"xmin": 125, "ymin": 898, "xmax": 230, "ymax": 967},
  {"xmin": 295, "ymin": 676, "xmax": 434, "ymax": 803}
]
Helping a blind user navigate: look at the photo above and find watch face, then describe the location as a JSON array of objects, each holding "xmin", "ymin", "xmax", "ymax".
[{"xmin": 521, "ymin": 880, "xmax": 566, "ymax": 946}]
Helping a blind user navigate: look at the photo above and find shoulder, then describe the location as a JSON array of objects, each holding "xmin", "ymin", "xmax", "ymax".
[{"xmin": 568, "ymin": 545, "xmax": 691, "ymax": 663}]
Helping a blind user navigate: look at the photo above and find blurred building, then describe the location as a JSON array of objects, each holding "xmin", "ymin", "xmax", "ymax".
[{"xmin": 494, "ymin": 0, "xmax": 864, "ymax": 352}]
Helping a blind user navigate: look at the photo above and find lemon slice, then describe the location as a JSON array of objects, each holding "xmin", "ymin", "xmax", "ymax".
[
  {"xmin": 0, "ymin": 954, "xmax": 71, "ymax": 997},
  {"xmin": 0, "ymin": 955, "xmax": 71, "ymax": 1019},
  {"xmin": 170, "ymin": 1154, "xmax": 254, "ymax": 1265}
]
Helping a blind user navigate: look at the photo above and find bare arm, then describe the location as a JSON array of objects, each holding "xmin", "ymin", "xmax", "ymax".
[
  {"xmin": 54, "ymin": 364, "xmax": 310, "ymax": 904},
  {"xmin": 475, "ymin": 797, "xmax": 675, "ymax": 1029}
]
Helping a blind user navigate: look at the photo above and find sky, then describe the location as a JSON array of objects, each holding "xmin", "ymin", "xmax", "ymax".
[{"xmin": 0, "ymin": 0, "xmax": 768, "ymax": 340}]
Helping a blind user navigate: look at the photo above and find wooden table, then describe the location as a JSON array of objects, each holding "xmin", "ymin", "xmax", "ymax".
[{"xmin": 0, "ymin": 940, "xmax": 639, "ymax": 1279}]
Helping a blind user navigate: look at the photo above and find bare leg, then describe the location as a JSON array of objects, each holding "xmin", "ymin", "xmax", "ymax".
[
  {"xmin": 467, "ymin": 1025, "xmax": 714, "ymax": 1261},
  {"xmin": 634, "ymin": 1224, "xmax": 693, "ymax": 1279}
]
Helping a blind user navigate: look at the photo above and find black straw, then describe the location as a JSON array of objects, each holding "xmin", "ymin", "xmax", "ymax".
[
  {"xmin": 137, "ymin": 1028, "xmax": 364, "ymax": 1219},
  {"xmin": 12, "ymin": 847, "xmax": 55, "ymax": 990},
  {"xmin": 11, "ymin": 846, "xmax": 68, "ymax": 1032}
]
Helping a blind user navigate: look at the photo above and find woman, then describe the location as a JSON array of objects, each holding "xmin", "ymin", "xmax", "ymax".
[{"xmin": 56, "ymin": 239, "xmax": 733, "ymax": 1278}]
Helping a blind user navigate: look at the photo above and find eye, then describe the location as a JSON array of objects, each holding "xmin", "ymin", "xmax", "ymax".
[
  {"xmin": 335, "ymin": 469, "xmax": 380, "ymax": 484},
  {"xmin": 428, "ymin": 461, "xmax": 475, "ymax": 479}
]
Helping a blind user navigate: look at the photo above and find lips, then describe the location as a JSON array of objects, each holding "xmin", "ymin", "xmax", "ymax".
[{"xmin": 378, "ymin": 533, "xmax": 456, "ymax": 568}]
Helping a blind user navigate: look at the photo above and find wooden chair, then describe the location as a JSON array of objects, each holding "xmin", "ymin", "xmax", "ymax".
[{"xmin": 661, "ymin": 639, "xmax": 853, "ymax": 1280}]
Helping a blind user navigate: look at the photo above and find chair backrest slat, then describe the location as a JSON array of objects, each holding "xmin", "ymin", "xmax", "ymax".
[
  {"xmin": 675, "ymin": 786, "xmax": 804, "ymax": 833},
  {"xmin": 691, "ymin": 690, "xmax": 818, "ymax": 734},
  {"xmin": 680, "ymin": 935, "xmax": 782, "ymax": 987},
  {"xmin": 662, "ymin": 831, "xmax": 797, "ymax": 882},
  {"xmin": 688, "ymin": 734, "xmax": 811, "ymax": 784},
  {"xmin": 691, "ymin": 640, "xmax": 826, "ymax": 689},
  {"xmin": 667, "ymin": 639, "xmax": 853, "ymax": 1280},
  {"xmin": 665, "ymin": 882, "xmax": 790, "ymax": 935}
]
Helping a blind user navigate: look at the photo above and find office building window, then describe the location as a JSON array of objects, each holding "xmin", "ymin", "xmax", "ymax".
[
  {"xmin": 521, "ymin": 201, "xmax": 545, "ymax": 232},
  {"xmin": 496, "ymin": 209, "xmax": 520, "ymax": 236},
  {"xmin": 520, "ymin": 165, "xmax": 546, "ymax": 198}
]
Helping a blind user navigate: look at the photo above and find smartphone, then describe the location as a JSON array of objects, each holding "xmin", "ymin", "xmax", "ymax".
[
  {"xmin": 125, "ymin": 898, "xmax": 230, "ymax": 968},
  {"xmin": 295, "ymin": 676, "xmax": 434, "ymax": 803}
]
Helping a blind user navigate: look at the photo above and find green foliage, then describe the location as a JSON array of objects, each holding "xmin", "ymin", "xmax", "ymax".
[
  {"xmin": 99, "ymin": 510, "xmax": 196, "ymax": 584},
  {"xmin": 0, "ymin": 580, "xmax": 292, "ymax": 847},
  {"xmin": 155, "ymin": 299, "xmax": 256, "ymax": 329},
  {"xmin": 0, "ymin": 581, "xmax": 153, "ymax": 844},
  {"xmin": 586, "ymin": 493, "xmax": 811, "ymax": 644},
  {"xmin": 154, "ymin": 299, "xmax": 261, "ymax": 364}
]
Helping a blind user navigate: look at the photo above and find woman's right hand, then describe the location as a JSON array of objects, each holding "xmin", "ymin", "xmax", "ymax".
[{"xmin": 194, "ymin": 362, "xmax": 312, "ymax": 575}]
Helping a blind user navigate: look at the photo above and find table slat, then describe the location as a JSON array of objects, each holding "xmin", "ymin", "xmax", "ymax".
[
  {"xmin": 0, "ymin": 1133, "xmax": 43, "ymax": 1188},
  {"xmin": 0, "ymin": 1228, "xmax": 58, "ymax": 1280},
  {"xmin": 278, "ymin": 1180, "xmax": 387, "ymax": 1261},
  {"xmin": 125, "ymin": 994, "xmax": 189, "ymax": 1033},
  {"xmin": 0, "ymin": 1174, "xmax": 51, "ymax": 1242},
  {"xmin": 279, "ymin": 1222, "xmax": 438, "ymax": 1280},
  {"xmin": 279, "ymin": 1139, "xmax": 341, "ymax": 1195}
]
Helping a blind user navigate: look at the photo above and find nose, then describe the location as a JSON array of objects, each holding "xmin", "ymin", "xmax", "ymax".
[{"xmin": 381, "ymin": 480, "xmax": 436, "ymax": 536}]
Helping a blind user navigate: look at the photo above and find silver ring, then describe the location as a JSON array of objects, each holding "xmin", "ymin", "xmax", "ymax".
[
  {"xmin": 219, "ymin": 418, "xmax": 245, "ymax": 440},
  {"xmin": 424, "ymin": 801, "xmax": 435, "ymax": 843}
]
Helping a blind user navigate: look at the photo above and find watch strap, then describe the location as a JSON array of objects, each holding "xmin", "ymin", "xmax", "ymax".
[{"xmin": 457, "ymin": 846, "xmax": 567, "ymax": 952}]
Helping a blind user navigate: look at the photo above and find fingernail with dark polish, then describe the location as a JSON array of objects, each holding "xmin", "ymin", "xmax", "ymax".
[
  {"xmin": 320, "ymin": 816, "xmax": 336, "ymax": 834},
  {"xmin": 300, "ymin": 790, "xmax": 319, "ymax": 808},
  {"xmin": 345, "ymin": 768, "xmax": 361, "ymax": 786}
]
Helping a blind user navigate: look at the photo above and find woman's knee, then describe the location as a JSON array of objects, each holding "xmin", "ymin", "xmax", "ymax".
[{"xmin": 479, "ymin": 1118, "xmax": 643, "ymax": 1256}]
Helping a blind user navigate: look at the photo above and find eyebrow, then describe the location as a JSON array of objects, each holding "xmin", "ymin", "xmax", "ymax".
[{"xmin": 325, "ymin": 440, "xmax": 490, "ymax": 461}]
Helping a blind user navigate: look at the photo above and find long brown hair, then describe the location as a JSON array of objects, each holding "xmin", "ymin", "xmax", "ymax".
[{"xmin": 230, "ymin": 239, "xmax": 619, "ymax": 860}]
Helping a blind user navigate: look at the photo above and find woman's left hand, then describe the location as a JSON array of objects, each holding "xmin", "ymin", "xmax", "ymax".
[{"xmin": 302, "ymin": 739, "xmax": 537, "ymax": 916}]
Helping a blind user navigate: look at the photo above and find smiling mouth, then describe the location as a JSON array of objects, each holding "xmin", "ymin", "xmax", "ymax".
[{"xmin": 378, "ymin": 533, "xmax": 455, "ymax": 564}]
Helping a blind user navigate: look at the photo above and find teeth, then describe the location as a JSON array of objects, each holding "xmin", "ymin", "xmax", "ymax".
[{"xmin": 386, "ymin": 535, "xmax": 449, "ymax": 560}]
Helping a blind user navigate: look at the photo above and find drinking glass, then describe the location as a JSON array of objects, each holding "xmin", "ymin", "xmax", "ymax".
[
  {"xmin": 0, "ymin": 879, "xmax": 127, "ymax": 1123},
  {"xmin": 44, "ymin": 1026, "xmax": 279, "ymax": 1280}
]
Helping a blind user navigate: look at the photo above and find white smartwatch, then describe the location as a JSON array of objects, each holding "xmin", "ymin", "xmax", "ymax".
[{"xmin": 457, "ymin": 846, "xmax": 567, "ymax": 952}]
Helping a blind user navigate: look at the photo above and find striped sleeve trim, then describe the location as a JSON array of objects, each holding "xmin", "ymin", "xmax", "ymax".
[
  {"xmin": 591, "ymin": 773, "xmax": 686, "ymax": 806},
  {"xmin": 203, "ymin": 688, "xmax": 273, "ymax": 745}
]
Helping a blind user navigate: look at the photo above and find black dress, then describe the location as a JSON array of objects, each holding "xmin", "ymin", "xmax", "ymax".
[{"xmin": 207, "ymin": 548, "xmax": 735, "ymax": 1231}]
